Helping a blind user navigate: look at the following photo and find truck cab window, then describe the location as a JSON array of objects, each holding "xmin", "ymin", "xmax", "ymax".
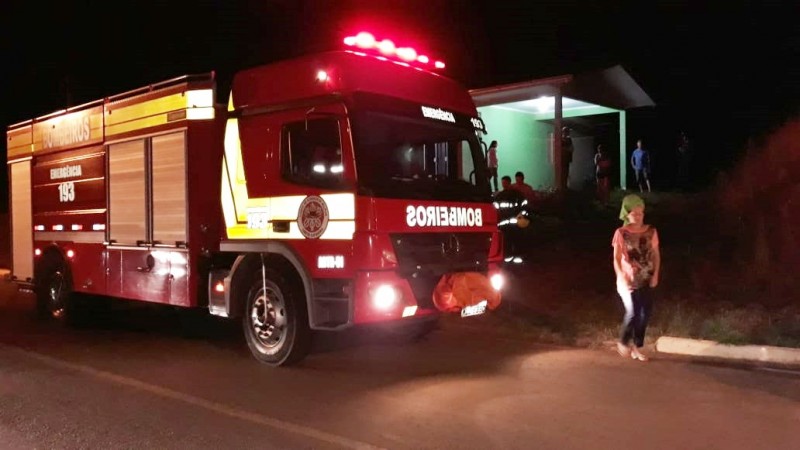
[{"xmin": 281, "ymin": 118, "xmax": 344, "ymax": 189}]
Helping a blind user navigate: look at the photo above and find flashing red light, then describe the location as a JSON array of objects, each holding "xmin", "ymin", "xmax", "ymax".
[
  {"xmin": 354, "ymin": 32, "xmax": 375, "ymax": 49},
  {"xmin": 396, "ymin": 47, "xmax": 417, "ymax": 62},
  {"xmin": 377, "ymin": 39, "xmax": 395, "ymax": 55},
  {"xmin": 66, "ymin": 249, "xmax": 75, "ymax": 259},
  {"xmin": 342, "ymin": 31, "xmax": 445, "ymax": 70},
  {"xmin": 214, "ymin": 281, "xmax": 225, "ymax": 293}
]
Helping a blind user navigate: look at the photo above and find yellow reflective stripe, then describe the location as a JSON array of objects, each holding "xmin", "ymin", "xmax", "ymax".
[
  {"xmin": 31, "ymin": 106, "xmax": 104, "ymax": 154},
  {"xmin": 222, "ymin": 117, "xmax": 249, "ymax": 225},
  {"xmin": 105, "ymin": 89, "xmax": 214, "ymax": 136},
  {"xmin": 253, "ymin": 194, "xmax": 355, "ymax": 221},
  {"xmin": 318, "ymin": 220, "xmax": 356, "ymax": 240},
  {"xmin": 225, "ymin": 220, "xmax": 355, "ymax": 240},
  {"xmin": 187, "ymin": 107, "xmax": 215, "ymax": 120},
  {"xmin": 320, "ymin": 193, "xmax": 356, "ymax": 220},
  {"xmin": 7, "ymin": 126, "xmax": 32, "ymax": 159}
]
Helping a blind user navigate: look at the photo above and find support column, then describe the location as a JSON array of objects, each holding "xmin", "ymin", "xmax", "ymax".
[
  {"xmin": 619, "ymin": 110, "xmax": 627, "ymax": 190},
  {"xmin": 553, "ymin": 92, "xmax": 563, "ymax": 190}
]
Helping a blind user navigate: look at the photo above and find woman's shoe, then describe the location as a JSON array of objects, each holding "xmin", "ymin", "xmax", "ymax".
[
  {"xmin": 631, "ymin": 348, "xmax": 649, "ymax": 362},
  {"xmin": 616, "ymin": 342, "xmax": 631, "ymax": 358}
]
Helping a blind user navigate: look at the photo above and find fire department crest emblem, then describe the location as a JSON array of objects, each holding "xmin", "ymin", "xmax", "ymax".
[{"xmin": 297, "ymin": 195, "xmax": 329, "ymax": 239}]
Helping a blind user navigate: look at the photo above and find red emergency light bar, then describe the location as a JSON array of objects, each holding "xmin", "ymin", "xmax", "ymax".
[{"xmin": 343, "ymin": 32, "xmax": 446, "ymax": 70}]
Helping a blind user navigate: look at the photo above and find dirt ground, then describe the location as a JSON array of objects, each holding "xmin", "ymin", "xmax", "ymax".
[{"xmin": 483, "ymin": 188, "xmax": 800, "ymax": 348}]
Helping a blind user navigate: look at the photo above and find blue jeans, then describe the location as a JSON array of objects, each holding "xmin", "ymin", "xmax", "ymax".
[{"xmin": 619, "ymin": 287, "xmax": 653, "ymax": 348}]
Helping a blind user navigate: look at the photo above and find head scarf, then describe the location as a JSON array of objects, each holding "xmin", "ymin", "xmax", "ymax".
[{"xmin": 619, "ymin": 194, "xmax": 645, "ymax": 225}]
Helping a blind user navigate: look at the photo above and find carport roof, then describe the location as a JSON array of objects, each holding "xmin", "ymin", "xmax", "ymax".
[{"xmin": 469, "ymin": 65, "xmax": 655, "ymax": 111}]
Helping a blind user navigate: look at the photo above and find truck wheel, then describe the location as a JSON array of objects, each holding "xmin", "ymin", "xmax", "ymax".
[
  {"xmin": 35, "ymin": 255, "xmax": 76, "ymax": 324},
  {"xmin": 242, "ymin": 269, "xmax": 310, "ymax": 366}
]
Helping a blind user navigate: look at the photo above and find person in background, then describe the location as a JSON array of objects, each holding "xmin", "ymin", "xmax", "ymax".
[
  {"xmin": 594, "ymin": 144, "xmax": 612, "ymax": 203},
  {"xmin": 493, "ymin": 175, "xmax": 527, "ymax": 257},
  {"xmin": 676, "ymin": 131, "xmax": 691, "ymax": 191},
  {"xmin": 487, "ymin": 140, "xmax": 499, "ymax": 192},
  {"xmin": 630, "ymin": 139, "xmax": 651, "ymax": 193},
  {"xmin": 561, "ymin": 127, "xmax": 573, "ymax": 189},
  {"xmin": 511, "ymin": 171, "xmax": 536, "ymax": 203},
  {"xmin": 612, "ymin": 194, "xmax": 661, "ymax": 362}
]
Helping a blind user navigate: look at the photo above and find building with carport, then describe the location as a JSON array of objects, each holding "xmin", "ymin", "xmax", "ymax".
[{"xmin": 470, "ymin": 65, "xmax": 655, "ymax": 192}]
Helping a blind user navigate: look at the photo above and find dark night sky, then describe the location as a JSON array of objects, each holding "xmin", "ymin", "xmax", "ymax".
[{"xmin": 2, "ymin": 0, "xmax": 798, "ymax": 210}]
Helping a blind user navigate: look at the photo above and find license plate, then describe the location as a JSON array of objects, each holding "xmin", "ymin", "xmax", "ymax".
[{"xmin": 461, "ymin": 300, "xmax": 488, "ymax": 318}]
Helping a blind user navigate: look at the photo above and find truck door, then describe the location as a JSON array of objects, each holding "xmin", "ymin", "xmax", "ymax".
[
  {"xmin": 106, "ymin": 137, "xmax": 172, "ymax": 303},
  {"xmin": 10, "ymin": 160, "xmax": 33, "ymax": 282}
]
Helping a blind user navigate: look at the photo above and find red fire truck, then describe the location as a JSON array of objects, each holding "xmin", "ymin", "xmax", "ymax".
[{"xmin": 6, "ymin": 32, "xmax": 504, "ymax": 365}]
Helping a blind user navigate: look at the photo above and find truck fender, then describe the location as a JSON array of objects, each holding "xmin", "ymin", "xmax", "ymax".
[{"xmin": 225, "ymin": 242, "xmax": 313, "ymax": 326}]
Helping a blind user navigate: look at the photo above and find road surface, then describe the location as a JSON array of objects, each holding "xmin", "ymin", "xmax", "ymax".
[{"xmin": 1, "ymin": 280, "xmax": 798, "ymax": 449}]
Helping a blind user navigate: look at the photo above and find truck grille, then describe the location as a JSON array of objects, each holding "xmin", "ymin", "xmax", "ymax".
[{"xmin": 390, "ymin": 232, "xmax": 492, "ymax": 308}]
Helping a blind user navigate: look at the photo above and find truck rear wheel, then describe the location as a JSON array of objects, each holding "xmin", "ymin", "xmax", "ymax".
[
  {"xmin": 242, "ymin": 268, "xmax": 310, "ymax": 366},
  {"xmin": 35, "ymin": 254, "xmax": 76, "ymax": 324}
]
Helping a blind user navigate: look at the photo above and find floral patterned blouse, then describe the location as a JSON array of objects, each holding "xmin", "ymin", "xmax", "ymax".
[{"xmin": 612, "ymin": 225, "xmax": 659, "ymax": 290}]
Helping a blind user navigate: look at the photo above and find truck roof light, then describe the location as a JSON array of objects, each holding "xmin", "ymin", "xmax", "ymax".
[
  {"xmin": 354, "ymin": 32, "xmax": 375, "ymax": 49},
  {"xmin": 343, "ymin": 31, "xmax": 445, "ymax": 71},
  {"xmin": 377, "ymin": 39, "xmax": 395, "ymax": 55},
  {"xmin": 396, "ymin": 47, "xmax": 417, "ymax": 62}
]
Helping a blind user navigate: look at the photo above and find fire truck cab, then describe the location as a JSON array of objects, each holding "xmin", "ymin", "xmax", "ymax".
[{"xmin": 6, "ymin": 34, "xmax": 504, "ymax": 366}]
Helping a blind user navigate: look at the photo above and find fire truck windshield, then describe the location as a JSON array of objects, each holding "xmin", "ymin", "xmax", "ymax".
[{"xmin": 351, "ymin": 96, "xmax": 491, "ymax": 202}]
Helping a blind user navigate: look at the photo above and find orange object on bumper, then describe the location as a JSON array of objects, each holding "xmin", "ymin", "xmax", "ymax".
[{"xmin": 432, "ymin": 272, "xmax": 501, "ymax": 313}]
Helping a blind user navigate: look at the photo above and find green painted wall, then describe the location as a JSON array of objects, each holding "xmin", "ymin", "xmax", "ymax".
[
  {"xmin": 527, "ymin": 104, "xmax": 619, "ymax": 121},
  {"xmin": 479, "ymin": 104, "xmax": 625, "ymax": 191},
  {"xmin": 478, "ymin": 106, "xmax": 555, "ymax": 190}
]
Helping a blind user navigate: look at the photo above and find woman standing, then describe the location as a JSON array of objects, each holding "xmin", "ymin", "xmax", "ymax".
[
  {"xmin": 612, "ymin": 194, "xmax": 661, "ymax": 361},
  {"xmin": 487, "ymin": 140, "xmax": 499, "ymax": 192}
]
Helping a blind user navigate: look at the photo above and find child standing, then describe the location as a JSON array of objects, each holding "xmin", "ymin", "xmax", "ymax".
[{"xmin": 612, "ymin": 194, "xmax": 661, "ymax": 361}]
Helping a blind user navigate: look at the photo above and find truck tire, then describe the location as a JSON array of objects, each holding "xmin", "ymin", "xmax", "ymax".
[
  {"xmin": 35, "ymin": 254, "xmax": 78, "ymax": 325},
  {"xmin": 242, "ymin": 268, "xmax": 311, "ymax": 366}
]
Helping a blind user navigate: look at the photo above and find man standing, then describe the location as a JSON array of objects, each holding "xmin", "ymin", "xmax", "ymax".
[
  {"xmin": 561, "ymin": 127, "xmax": 573, "ymax": 189},
  {"xmin": 630, "ymin": 139, "xmax": 651, "ymax": 193},
  {"xmin": 494, "ymin": 175, "xmax": 528, "ymax": 258}
]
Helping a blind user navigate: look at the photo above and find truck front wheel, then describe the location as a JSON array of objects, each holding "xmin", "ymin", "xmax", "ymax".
[{"xmin": 242, "ymin": 269, "xmax": 310, "ymax": 366}]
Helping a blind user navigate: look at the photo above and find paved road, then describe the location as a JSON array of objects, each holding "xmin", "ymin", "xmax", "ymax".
[{"xmin": 1, "ymin": 280, "xmax": 798, "ymax": 449}]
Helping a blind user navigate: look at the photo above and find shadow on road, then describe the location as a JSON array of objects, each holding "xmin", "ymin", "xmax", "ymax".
[{"xmin": 0, "ymin": 279, "xmax": 545, "ymax": 382}]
